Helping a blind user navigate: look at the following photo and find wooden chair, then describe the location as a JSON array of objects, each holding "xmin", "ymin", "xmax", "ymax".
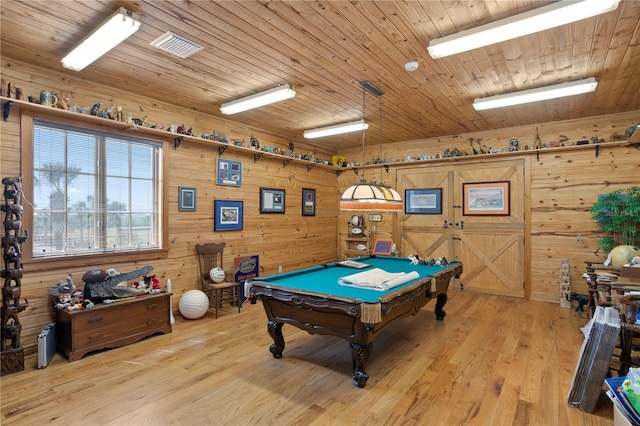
[{"xmin": 195, "ymin": 242, "xmax": 241, "ymax": 318}]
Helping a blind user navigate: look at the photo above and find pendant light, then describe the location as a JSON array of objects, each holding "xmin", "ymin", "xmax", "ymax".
[{"xmin": 339, "ymin": 81, "xmax": 402, "ymax": 211}]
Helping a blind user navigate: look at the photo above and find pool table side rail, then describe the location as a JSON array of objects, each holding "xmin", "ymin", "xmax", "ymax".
[
  {"xmin": 246, "ymin": 259, "xmax": 463, "ymax": 302},
  {"xmin": 247, "ymin": 262, "xmax": 463, "ymax": 324}
]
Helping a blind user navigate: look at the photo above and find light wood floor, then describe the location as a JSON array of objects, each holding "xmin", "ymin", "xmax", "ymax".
[{"xmin": 1, "ymin": 289, "xmax": 615, "ymax": 425}]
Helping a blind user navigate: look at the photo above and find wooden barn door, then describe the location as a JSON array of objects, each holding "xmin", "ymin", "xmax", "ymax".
[{"xmin": 397, "ymin": 158, "xmax": 526, "ymax": 298}]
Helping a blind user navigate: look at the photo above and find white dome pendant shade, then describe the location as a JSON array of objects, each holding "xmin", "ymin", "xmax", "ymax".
[
  {"xmin": 339, "ymin": 81, "xmax": 402, "ymax": 212},
  {"xmin": 340, "ymin": 181, "xmax": 403, "ymax": 211}
]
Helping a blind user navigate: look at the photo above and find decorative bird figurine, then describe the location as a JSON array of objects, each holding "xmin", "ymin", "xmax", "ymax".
[{"xmin": 90, "ymin": 102, "xmax": 101, "ymax": 116}]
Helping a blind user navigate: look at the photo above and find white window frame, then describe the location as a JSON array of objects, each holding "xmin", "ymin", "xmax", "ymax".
[{"xmin": 19, "ymin": 112, "xmax": 168, "ymax": 269}]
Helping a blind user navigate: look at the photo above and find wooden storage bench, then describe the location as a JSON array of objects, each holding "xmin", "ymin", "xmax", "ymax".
[{"xmin": 56, "ymin": 293, "xmax": 172, "ymax": 361}]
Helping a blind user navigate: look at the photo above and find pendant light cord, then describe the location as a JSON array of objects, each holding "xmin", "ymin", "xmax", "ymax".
[
  {"xmin": 378, "ymin": 94, "xmax": 383, "ymax": 185},
  {"xmin": 360, "ymin": 84, "xmax": 367, "ymax": 184}
]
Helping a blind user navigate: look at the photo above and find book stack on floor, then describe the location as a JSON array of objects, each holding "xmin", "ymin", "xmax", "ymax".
[
  {"xmin": 605, "ymin": 376, "xmax": 640, "ymax": 426},
  {"xmin": 567, "ymin": 306, "xmax": 621, "ymax": 413}
]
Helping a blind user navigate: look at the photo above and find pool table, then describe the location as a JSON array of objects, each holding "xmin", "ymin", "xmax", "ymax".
[{"xmin": 246, "ymin": 255, "xmax": 463, "ymax": 387}]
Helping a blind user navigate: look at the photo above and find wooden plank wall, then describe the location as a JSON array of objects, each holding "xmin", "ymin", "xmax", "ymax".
[
  {"xmin": 2, "ymin": 57, "xmax": 639, "ymax": 358},
  {"xmin": 338, "ymin": 110, "xmax": 640, "ymax": 304},
  {"xmin": 0, "ymin": 59, "xmax": 340, "ymax": 357}
]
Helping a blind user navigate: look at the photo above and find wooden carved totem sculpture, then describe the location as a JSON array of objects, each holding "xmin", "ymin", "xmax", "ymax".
[{"xmin": 1, "ymin": 176, "xmax": 29, "ymax": 375}]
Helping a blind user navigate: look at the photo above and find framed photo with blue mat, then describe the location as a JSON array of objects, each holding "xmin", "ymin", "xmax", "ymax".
[
  {"xmin": 405, "ymin": 188, "xmax": 442, "ymax": 214},
  {"xmin": 214, "ymin": 200, "xmax": 243, "ymax": 231},
  {"xmin": 260, "ymin": 187, "xmax": 285, "ymax": 213},
  {"xmin": 179, "ymin": 186, "xmax": 197, "ymax": 211},
  {"xmin": 217, "ymin": 158, "xmax": 242, "ymax": 187}
]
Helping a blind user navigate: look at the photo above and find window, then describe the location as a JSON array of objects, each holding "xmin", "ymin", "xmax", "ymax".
[{"xmin": 31, "ymin": 120, "xmax": 162, "ymax": 258}]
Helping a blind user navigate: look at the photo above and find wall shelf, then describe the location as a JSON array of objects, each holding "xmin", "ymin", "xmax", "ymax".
[
  {"xmin": 338, "ymin": 138, "xmax": 639, "ymax": 173},
  {"xmin": 5, "ymin": 96, "xmax": 637, "ymax": 174},
  {"xmin": 343, "ymin": 222, "xmax": 371, "ymax": 259},
  {"xmin": 1, "ymin": 96, "xmax": 338, "ymax": 172}
]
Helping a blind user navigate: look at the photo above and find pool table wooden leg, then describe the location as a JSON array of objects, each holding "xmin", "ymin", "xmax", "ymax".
[
  {"xmin": 435, "ymin": 292, "xmax": 447, "ymax": 320},
  {"xmin": 350, "ymin": 342, "xmax": 372, "ymax": 388},
  {"xmin": 267, "ymin": 321, "xmax": 285, "ymax": 359}
]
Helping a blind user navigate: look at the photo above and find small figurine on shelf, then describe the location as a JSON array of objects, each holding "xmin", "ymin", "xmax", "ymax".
[
  {"xmin": 54, "ymin": 91, "xmax": 72, "ymax": 110},
  {"xmin": 250, "ymin": 135, "xmax": 260, "ymax": 149},
  {"xmin": 99, "ymin": 106, "xmax": 113, "ymax": 119},
  {"xmin": 132, "ymin": 116, "xmax": 148, "ymax": 126},
  {"xmin": 90, "ymin": 102, "xmax": 101, "ymax": 116}
]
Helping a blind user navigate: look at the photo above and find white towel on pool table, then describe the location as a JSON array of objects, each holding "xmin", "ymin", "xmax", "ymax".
[{"xmin": 338, "ymin": 268, "xmax": 420, "ymax": 291}]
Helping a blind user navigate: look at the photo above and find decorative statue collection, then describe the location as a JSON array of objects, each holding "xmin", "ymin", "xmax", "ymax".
[
  {"xmin": 408, "ymin": 254, "xmax": 449, "ymax": 267},
  {"xmin": 0, "ymin": 81, "xmax": 331, "ymax": 165},
  {"xmin": 2, "ymin": 81, "xmax": 635, "ymax": 165},
  {"xmin": 1, "ymin": 176, "xmax": 29, "ymax": 376}
]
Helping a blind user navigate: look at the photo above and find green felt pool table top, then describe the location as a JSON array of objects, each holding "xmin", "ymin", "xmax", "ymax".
[{"xmin": 250, "ymin": 255, "xmax": 460, "ymax": 303}]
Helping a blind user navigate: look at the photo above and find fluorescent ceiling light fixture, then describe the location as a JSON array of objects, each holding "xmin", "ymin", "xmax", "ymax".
[
  {"xmin": 428, "ymin": 0, "xmax": 621, "ymax": 59},
  {"xmin": 473, "ymin": 78, "xmax": 598, "ymax": 110},
  {"xmin": 61, "ymin": 7, "xmax": 141, "ymax": 71},
  {"xmin": 220, "ymin": 84, "xmax": 296, "ymax": 115},
  {"xmin": 303, "ymin": 119, "xmax": 369, "ymax": 139}
]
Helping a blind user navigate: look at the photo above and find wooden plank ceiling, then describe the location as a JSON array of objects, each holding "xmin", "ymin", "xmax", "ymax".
[{"xmin": 1, "ymin": 0, "xmax": 639, "ymax": 152}]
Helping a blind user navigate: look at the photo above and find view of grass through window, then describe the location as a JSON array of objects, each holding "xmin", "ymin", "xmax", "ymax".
[{"xmin": 32, "ymin": 121, "xmax": 161, "ymax": 258}]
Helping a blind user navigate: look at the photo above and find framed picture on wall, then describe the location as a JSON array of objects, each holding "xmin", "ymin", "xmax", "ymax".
[
  {"xmin": 178, "ymin": 186, "xmax": 196, "ymax": 211},
  {"xmin": 214, "ymin": 200, "xmax": 243, "ymax": 231},
  {"xmin": 404, "ymin": 188, "xmax": 442, "ymax": 214},
  {"xmin": 462, "ymin": 181, "xmax": 510, "ymax": 216},
  {"xmin": 260, "ymin": 187, "xmax": 285, "ymax": 213},
  {"xmin": 216, "ymin": 158, "xmax": 242, "ymax": 186},
  {"xmin": 302, "ymin": 188, "xmax": 316, "ymax": 216}
]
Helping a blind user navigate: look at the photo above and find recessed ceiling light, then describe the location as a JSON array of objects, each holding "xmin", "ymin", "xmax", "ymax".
[{"xmin": 404, "ymin": 62, "xmax": 419, "ymax": 72}]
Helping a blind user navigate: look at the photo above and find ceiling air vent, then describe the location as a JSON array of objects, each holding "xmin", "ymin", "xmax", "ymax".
[{"xmin": 150, "ymin": 31, "xmax": 204, "ymax": 59}]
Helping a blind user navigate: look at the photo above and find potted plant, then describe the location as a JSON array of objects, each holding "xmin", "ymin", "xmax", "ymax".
[{"xmin": 590, "ymin": 186, "xmax": 640, "ymax": 254}]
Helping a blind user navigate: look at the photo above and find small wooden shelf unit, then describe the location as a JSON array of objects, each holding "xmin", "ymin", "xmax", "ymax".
[
  {"xmin": 56, "ymin": 292, "xmax": 172, "ymax": 361},
  {"xmin": 343, "ymin": 224, "xmax": 371, "ymax": 259}
]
